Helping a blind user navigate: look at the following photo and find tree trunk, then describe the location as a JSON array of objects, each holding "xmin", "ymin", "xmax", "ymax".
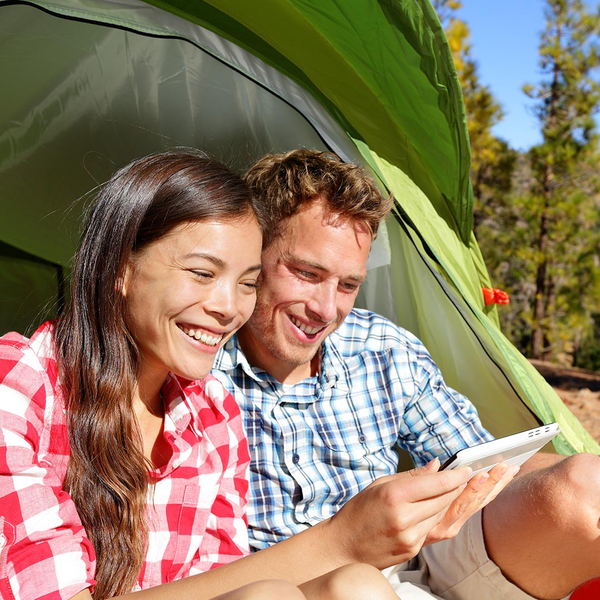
[
  {"xmin": 542, "ymin": 272, "xmax": 556, "ymax": 360},
  {"xmin": 531, "ymin": 198, "xmax": 550, "ymax": 359},
  {"xmin": 531, "ymin": 12, "xmax": 562, "ymax": 360}
]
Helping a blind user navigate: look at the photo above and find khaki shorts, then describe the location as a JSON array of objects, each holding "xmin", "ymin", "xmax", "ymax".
[{"xmin": 382, "ymin": 512, "xmax": 569, "ymax": 600}]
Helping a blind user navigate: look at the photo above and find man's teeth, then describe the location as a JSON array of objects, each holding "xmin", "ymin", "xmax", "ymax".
[
  {"xmin": 290, "ymin": 316, "xmax": 324, "ymax": 335},
  {"xmin": 181, "ymin": 327, "xmax": 222, "ymax": 346}
]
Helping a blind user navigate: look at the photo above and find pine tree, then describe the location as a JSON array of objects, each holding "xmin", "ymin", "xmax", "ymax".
[{"xmin": 525, "ymin": 0, "xmax": 600, "ymax": 360}]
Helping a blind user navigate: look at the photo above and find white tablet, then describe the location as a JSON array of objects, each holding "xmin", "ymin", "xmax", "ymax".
[{"xmin": 440, "ymin": 423, "xmax": 561, "ymax": 476}]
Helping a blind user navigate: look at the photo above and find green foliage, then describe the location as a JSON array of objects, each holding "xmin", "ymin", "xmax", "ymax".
[
  {"xmin": 523, "ymin": 0, "xmax": 600, "ymax": 360},
  {"xmin": 575, "ymin": 313, "xmax": 600, "ymax": 370},
  {"xmin": 435, "ymin": 0, "xmax": 600, "ymax": 367}
]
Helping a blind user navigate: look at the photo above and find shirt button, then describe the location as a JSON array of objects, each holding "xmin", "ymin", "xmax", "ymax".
[
  {"xmin": 359, "ymin": 434, "xmax": 366, "ymax": 443},
  {"xmin": 172, "ymin": 459, "xmax": 180, "ymax": 468},
  {"xmin": 292, "ymin": 453, "xmax": 300, "ymax": 464}
]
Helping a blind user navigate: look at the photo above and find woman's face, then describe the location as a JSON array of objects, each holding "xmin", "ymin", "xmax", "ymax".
[{"xmin": 122, "ymin": 216, "xmax": 262, "ymax": 388}]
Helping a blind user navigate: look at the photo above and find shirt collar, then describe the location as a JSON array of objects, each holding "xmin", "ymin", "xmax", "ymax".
[
  {"xmin": 214, "ymin": 334, "xmax": 264, "ymax": 383},
  {"xmin": 161, "ymin": 373, "xmax": 194, "ymax": 433},
  {"xmin": 214, "ymin": 332, "xmax": 349, "ymax": 393},
  {"xmin": 319, "ymin": 333, "xmax": 349, "ymax": 392}
]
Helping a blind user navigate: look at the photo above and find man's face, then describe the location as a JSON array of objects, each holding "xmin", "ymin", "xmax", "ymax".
[{"xmin": 238, "ymin": 199, "xmax": 372, "ymax": 383}]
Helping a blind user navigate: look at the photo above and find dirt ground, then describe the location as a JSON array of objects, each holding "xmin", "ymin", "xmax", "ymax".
[{"xmin": 530, "ymin": 359, "xmax": 600, "ymax": 444}]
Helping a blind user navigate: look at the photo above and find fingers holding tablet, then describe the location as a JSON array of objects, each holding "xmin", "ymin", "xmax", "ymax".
[{"xmin": 440, "ymin": 424, "xmax": 561, "ymax": 477}]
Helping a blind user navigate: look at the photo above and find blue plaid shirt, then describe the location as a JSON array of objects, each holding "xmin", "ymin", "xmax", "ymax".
[{"xmin": 212, "ymin": 309, "xmax": 492, "ymax": 551}]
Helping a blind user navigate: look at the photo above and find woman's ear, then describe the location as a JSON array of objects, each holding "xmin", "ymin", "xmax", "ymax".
[{"xmin": 117, "ymin": 263, "xmax": 133, "ymax": 297}]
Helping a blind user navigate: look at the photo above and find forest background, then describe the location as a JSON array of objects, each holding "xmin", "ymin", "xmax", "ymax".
[{"xmin": 433, "ymin": 0, "xmax": 600, "ymax": 370}]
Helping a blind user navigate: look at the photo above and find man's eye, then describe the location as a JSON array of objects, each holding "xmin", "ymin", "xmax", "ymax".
[
  {"xmin": 296, "ymin": 269, "xmax": 316, "ymax": 279},
  {"xmin": 341, "ymin": 282, "xmax": 359, "ymax": 292}
]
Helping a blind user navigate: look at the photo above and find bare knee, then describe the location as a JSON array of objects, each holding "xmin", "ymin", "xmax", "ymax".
[
  {"xmin": 319, "ymin": 564, "xmax": 397, "ymax": 600},
  {"xmin": 528, "ymin": 453, "xmax": 600, "ymax": 532},
  {"xmin": 557, "ymin": 452, "xmax": 600, "ymax": 489}
]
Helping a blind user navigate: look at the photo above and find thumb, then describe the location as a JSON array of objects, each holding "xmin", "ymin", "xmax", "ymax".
[
  {"xmin": 368, "ymin": 457, "xmax": 441, "ymax": 488},
  {"xmin": 409, "ymin": 457, "xmax": 440, "ymax": 477}
]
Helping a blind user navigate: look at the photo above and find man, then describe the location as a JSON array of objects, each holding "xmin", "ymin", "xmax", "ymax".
[{"xmin": 213, "ymin": 149, "xmax": 600, "ymax": 600}]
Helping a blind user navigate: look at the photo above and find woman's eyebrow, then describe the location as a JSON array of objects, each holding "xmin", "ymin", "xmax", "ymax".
[
  {"xmin": 244, "ymin": 264, "xmax": 263, "ymax": 273},
  {"xmin": 182, "ymin": 252, "xmax": 224, "ymax": 266},
  {"xmin": 182, "ymin": 252, "xmax": 262, "ymax": 273}
]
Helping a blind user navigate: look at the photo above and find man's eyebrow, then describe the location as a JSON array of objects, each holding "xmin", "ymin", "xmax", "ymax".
[
  {"xmin": 182, "ymin": 253, "xmax": 262, "ymax": 273},
  {"xmin": 344, "ymin": 272, "xmax": 366, "ymax": 283},
  {"xmin": 287, "ymin": 255, "xmax": 365, "ymax": 282}
]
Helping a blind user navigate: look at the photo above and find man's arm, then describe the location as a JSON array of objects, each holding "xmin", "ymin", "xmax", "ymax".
[{"xmin": 129, "ymin": 463, "xmax": 474, "ymax": 600}]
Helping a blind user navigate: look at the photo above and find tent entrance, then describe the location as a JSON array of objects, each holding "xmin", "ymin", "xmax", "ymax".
[{"xmin": 1, "ymin": 0, "xmax": 596, "ymax": 454}]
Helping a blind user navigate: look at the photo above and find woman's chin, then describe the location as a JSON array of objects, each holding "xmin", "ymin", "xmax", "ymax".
[{"xmin": 171, "ymin": 355, "xmax": 215, "ymax": 382}]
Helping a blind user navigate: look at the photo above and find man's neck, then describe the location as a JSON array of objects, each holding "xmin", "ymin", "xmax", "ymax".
[{"xmin": 236, "ymin": 328, "xmax": 320, "ymax": 385}]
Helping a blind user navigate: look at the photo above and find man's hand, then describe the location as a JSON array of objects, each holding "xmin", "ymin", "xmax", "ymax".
[
  {"xmin": 327, "ymin": 460, "xmax": 473, "ymax": 569},
  {"xmin": 423, "ymin": 460, "xmax": 520, "ymax": 544}
]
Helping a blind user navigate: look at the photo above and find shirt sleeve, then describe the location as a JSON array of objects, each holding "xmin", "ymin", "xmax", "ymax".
[
  {"xmin": 393, "ymin": 340, "xmax": 494, "ymax": 466},
  {"xmin": 191, "ymin": 380, "xmax": 250, "ymax": 574},
  {"xmin": 0, "ymin": 340, "xmax": 96, "ymax": 600}
]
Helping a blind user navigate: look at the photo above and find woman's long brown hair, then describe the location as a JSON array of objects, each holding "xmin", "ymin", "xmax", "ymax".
[{"xmin": 54, "ymin": 151, "xmax": 262, "ymax": 599}]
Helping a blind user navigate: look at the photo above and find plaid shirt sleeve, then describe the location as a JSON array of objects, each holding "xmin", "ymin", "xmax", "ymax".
[
  {"xmin": 0, "ymin": 332, "xmax": 96, "ymax": 600},
  {"xmin": 190, "ymin": 378, "xmax": 250, "ymax": 574},
  {"xmin": 393, "ymin": 332, "xmax": 494, "ymax": 465}
]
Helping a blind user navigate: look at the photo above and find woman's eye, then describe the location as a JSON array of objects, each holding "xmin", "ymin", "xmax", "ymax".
[
  {"xmin": 191, "ymin": 270, "xmax": 213, "ymax": 280},
  {"xmin": 242, "ymin": 281, "xmax": 259, "ymax": 290}
]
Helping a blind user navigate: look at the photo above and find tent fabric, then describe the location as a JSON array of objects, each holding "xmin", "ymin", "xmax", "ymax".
[
  {"xmin": 145, "ymin": 0, "xmax": 475, "ymax": 242},
  {"xmin": 0, "ymin": 0, "xmax": 598, "ymax": 456}
]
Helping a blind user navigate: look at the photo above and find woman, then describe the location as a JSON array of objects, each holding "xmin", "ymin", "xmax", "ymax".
[{"xmin": 0, "ymin": 151, "xmax": 400, "ymax": 600}]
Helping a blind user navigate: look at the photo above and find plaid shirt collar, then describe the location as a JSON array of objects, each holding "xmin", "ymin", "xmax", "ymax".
[{"xmin": 214, "ymin": 332, "xmax": 350, "ymax": 399}]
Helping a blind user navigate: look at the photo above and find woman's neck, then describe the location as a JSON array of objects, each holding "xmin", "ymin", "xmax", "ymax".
[{"xmin": 133, "ymin": 369, "xmax": 171, "ymax": 468}]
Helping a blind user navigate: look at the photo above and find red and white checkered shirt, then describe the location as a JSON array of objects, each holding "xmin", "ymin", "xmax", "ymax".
[{"xmin": 0, "ymin": 322, "xmax": 250, "ymax": 600}]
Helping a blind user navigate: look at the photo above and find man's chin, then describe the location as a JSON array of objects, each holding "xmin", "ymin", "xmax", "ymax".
[{"xmin": 276, "ymin": 341, "xmax": 321, "ymax": 368}]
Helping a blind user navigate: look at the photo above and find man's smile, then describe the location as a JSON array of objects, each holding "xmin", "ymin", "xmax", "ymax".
[{"xmin": 289, "ymin": 315, "xmax": 328, "ymax": 337}]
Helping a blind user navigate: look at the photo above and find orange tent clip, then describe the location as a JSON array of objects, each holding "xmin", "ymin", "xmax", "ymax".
[{"xmin": 482, "ymin": 288, "xmax": 510, "ymax": 306}]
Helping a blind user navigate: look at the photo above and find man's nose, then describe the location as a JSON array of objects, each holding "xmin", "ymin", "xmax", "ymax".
[{"xmin": 307, "ymin": 281, "xmax": 337, "ymax": 323}]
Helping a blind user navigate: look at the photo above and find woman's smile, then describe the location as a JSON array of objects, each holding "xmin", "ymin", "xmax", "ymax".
[{"xmin": 123, "ymin": 217, "xmax": 262, "ymax": 388}]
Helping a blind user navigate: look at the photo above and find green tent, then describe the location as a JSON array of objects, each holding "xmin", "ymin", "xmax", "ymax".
[{"xmin": 1, "ymin": 0, "xmax": 597, "ymax": 456}]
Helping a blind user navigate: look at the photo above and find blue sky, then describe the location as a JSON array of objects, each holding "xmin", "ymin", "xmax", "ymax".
[{"xmin": 458, "ymin": 1, "xmax": 547, "ymax": 151}]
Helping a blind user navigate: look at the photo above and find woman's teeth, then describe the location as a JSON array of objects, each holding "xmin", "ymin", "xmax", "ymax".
[
  {"xmin": 290, "ymin": 316, "xmax": 324, "ymax": 335},
  {"xmin": 181, "ymin": 326, "xmax": 222, "ymax": 346}
]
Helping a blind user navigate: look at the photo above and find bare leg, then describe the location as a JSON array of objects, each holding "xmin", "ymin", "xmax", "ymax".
[
  {"xmin": 483, "ymin": 453, "xmax": 600, "ymax": 599},
  {"xmin": 211, "ymin": 580, "xmax": 307, "ymax": 600},
  {"xmin": 300, "ymin": 564, "xmax": 400, "ymax": 600}
]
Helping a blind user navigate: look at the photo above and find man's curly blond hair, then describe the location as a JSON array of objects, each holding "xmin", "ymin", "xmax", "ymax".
[{"xmin": 244, "ymin": 149, "xmax": 393, "ymax": 247}]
